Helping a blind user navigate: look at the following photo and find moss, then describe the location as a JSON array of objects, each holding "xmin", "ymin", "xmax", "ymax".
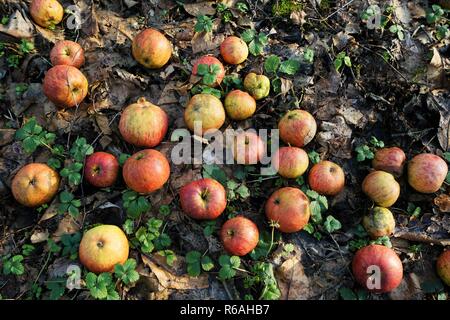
[
  {"xmin": 272, "ymin": 0, "xmax": 303, "ymax": 17},
  {"xmin": 318, "ymin": 0, "xmax": 331, "ymax": 10}
]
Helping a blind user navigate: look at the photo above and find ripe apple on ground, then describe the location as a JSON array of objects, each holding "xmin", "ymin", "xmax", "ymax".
[
  {"xmin": 79, "ymin": 225, "xmax": 129, "ymax": 273},
  {"xmin": 84, "ymin": 152, "xmax": 119, "ymax": 188},
  {"xmin": 352, "ymin": 244, "xmax": 403, "ymax": 293},
  {"xmin": 243, "ymin": 73, "xmax": 270, "ymax": 100},
  {"xmin": 119, "ymin": 97, "xmax": 168, "ymax": 148},
  {"xmin": 220, "ymin": 36, "xmax": 249, "ymax": 65},
  {"xmin": 29, "ymin": 0, "xmax": 64, "ymax": 28},
  {"xmin": 232, "ymin": 131, "xmax": 265, "ymax": 165},
  {"xmin": 265, "ymin": 187, "xmax": 310, "ymax": 233},
  {"xmin": 11, "ymin": 163, "xmax": 60, "ymax": 207},
  {"xmin": 407, "ymin": 153, "xmax": 448, "ymax": 193},
  {"xmin": 179, "ymin": 178, "xmax": 227, "ymax": 220},
  {"xmin": 436, "ymin": 250, "xmax": 450, "ymax": 286},
  {"xmin": 224, "ymin": 90, "xmax": 256, "ymax": 121},
  {"xmin": 184, "ymin": 94, "xmax": 226, "ymax": 135},
  {"xmin": 372, "ymin": 147, "xmax": 406, "ymax": 177},
  {"xmin": 192, "ymin": 56, "xmax": 226, "ymax": 87},
  {"xmin": 308, "ymin": 160, "xmax": 345, "ymax": 196},
  {"xmin": 43, "ymin": 65, "xmax": 88, "ymax": 108},
  {"xmin": 362, "ymin": 171, "xmax": 400, "ymax": 207},
  {"xmin": 272, "ymin": 146, "xmax": 309, "ymax": 179},
  {"xmin": 220, "ymin": 216, "xmax": 259, "ymax": 256},
  {"xmin": 362, "ymin": 207, "xmax": 395, "ymax": 239},
  {"xmin": 122, "ymin": 149, "xmax": 170, "ymax": 193},
  {"xmin": 132, "ymin": 28, "xmax": 172, "ymax": 69},
  {"xmin": 50, "ymin": 40, "xmax": 85, "ymax": 68},
  {"xmin": 278, "ymin": 109, "xmax": 317, "ymax": 147}
]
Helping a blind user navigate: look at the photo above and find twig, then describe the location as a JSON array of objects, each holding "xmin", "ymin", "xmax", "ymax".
[{"xmin": 322, "ymin": 0, "xmax": 357, "ymax": 21}]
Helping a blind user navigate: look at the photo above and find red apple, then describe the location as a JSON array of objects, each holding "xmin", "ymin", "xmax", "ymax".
[
  {"xmin": 232, "ymin": 131, "xmax": 265, "ymax": 165},
  {"xmin": 132, "ymin": 28, "xmax": 172, "ymax": 69},
  {"xmin": 362, "ymin": 207, "xmax": 395, "ymax": 239},
  {"xmin": 220, "ymin": 216, "xmax": 259, "ymax": 256},
  {"xmin": 220, "ymin": 36, "xmax": 249, "ymax": 65},
  {"xmin": 272, "ymin": 146, "xmax": 309, "ymax": 179},
  {"xmin": 179, "ymin": 178, "xmax": 227, "ymax": 220},
  {"xmin": 43, "ymin": 65, "xmax": 88, "ymax": 108},
  {"xmin": 308, "ymin": 161, "xmax": 345, "ymax": 196},
  {"xmin": 119, "ymin": 97, "xmax": 168, "ymax": 147},
  {"xmin": 362, "ymin": 171, "xmax": 400, "ymax": 207},
  {"xmin": 372, "ymin": 147, "xmax": 406, "ymax": 177},
  {"xmin": 184, "ymin": 94, "xmax": 225, "ymax": 135},
  {"xmin": 407, "ymin": 153, "xmax": 448, "ymax": 193},
  {"xmin": 265, "ymin": 187, "xmax": 310, "ymax": 233},
  {"xmin": 84, "ymin": 152, "xmax": 119, "ymax": 188},
  {"xmin": 352, "ymin": 244, "xmax": 403, "ymax": 293},
  {"xmin": 243, "ymin": 73, "xmax": 270, "ymax": 100},
  {"xmin": 278, "ymin": 110, "xmax": 317, "ymax": 147},
  {"xmin": 29, "ymin": 0, "xmax": 63, "ymax": 28},
  {"xmin": 122, "ymin": 149, "xmax": 170, "ymax": 193},
  {"xmin": 437, "ymin": 250, "xmax": 450, "ymax": 286},
  {"xmin": 50, "ymin": 40, "xmax": 85, "ymax": 68},
  {"xmin": 192, "ymin": 56, "xmax": 225, "ymax": 87},
  {"xmin": 224, "ymin": 90, "xmax": 256, "ymax": 121}
]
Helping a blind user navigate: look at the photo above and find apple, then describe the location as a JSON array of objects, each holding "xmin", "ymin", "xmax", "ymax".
[
  {"xmin": 220, "ymin": 216, "xmax": 259, "ymax": 256},
  {"xmin": 243, "ymin": 73, "xmax": 270, "ymax": 100},
  {"xmin": 308, "ymin": 161, "xmax": 345, "ymax": 196},
  {"xmin": 84, "ymin": 152, "xmax": 119, "ymax": 188},
  {"xmin": 220, "ymin": 36, "xmax": 249, "ymax": 65},
  {"xmin": 122, "ymin": 149, "xmax": 170, "ymax": 193},
  {"xmin": 192, "ymin": 55, "xmax": 225, "ymax": 87},
  {"xmin": 184, "ymin": 94, "xmax": 226, "ymax": 135},
  {"xmin": 278, "ymin": 109, "xmax": 317, "ymax": 147},
  {"xmin": 179, "ymin": 178, "xmax": 227, "ymax": 220},
  {"xmin": 43, "ymin": 65, "xmax": 88, "ymax": 108},
  {"xmin": 132, "ymin": 28, "xmax": 172, "ymax": 69},
  {"xmin": 11, "ymin": 163, "xmax": 60, "ymax": 207},
  {"xmin": 362, "ymin": 207, "xmax": 395, "ymax": 239},
  {"xmin": 119, "ymin": 97, "xmax": 168, "ymax": 148},
  {"xmin": 265, "ymin": 187, "xmax": 310, "ymax": 233},
  {"xmin": 362, "ymin": 171, "xmax": 400, "ymax": 207},
  {"xmin": 224, "ymin": 90, "xmax": 256, "ymax": 121},
  {"xmin": 232, "ymin": 131, "xmax": 265, "ymax": 165},
  {"xmin": 29, "ymin": 0, "xmax": 63, "ymax": 29},
  {"xmin": 50, "ymin": 40, "xmax": 85, "ymax": 68},
  {"xmin": 79, "ymin": 225, "xmax": 129, "ymax": 273},
  {"xmin": 436, "ymin": 250, "xmax": 450, "ymax": 286},
  {"xmin": 272, "ymin": 146, "xmax": 309, "ymax": 179},
  {"xmin": 352, "ymin": 244, "xmax": 403, "ymax": 293},
  {"xmin": 407, "ymin": 153, "xmax": 448, "ymax": 193},
  {"xmin": 372, "ymin": 147, "xmax": 406, "ymax": 177}
]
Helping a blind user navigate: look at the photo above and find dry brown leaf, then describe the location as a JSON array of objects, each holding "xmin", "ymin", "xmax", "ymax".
[
  {"xmin": 52, "ymin": 214, "xmax": 81, "ymax": 241},
  {"xmin": 191, "ymin": 31, "xmax": 225, "ymax": 54},
  {"xmin": 276, "ymin": 256, "xmax": 313, "ymax": 300},
  {"xmin": 94, "ymin": 113, "xmax": 112, "ymax": 135},
  {"xmin": 39, "ymin": 199, "xmax": 59, "ymax": 222},
  {"xmin": 183, "ymin": 2, "xmax": 216, "ymax": 16},
  {"xmin": 434, "ymin": 194, "xmax": 450, "ymax": 213},
  {"xmin": 0, "ymin": 129, "xmax": 16, "ymax": 147},
  {"xmin": 0, "ymin": 10, "xmax": 34, "ymax": 39},
  {"xmin": 30, "ymin": 229, "xmax": 49, "ymax": 244}
]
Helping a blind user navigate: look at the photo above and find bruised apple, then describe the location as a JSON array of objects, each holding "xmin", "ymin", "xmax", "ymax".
[
  {"xmin": 278, "ymin": 110, "xmax": 317, "ymax": 147},
  {"xmin": 11, "ymin": 163, "xmax": 60, "ymax": 207},
  {"xmin": 308, "ymin": 161, "xmax": 345, "ymax": 196},
  {"xmin": 232, "ymin": 131, "xmax": 265, "ymax": 165},
  {"xmin": 407, "ymin": 153, "xmax": 448, "ymax": 193},
  {"xmin": 192, "ymin": 56, "xmax": 225, "ymax": 87},
  {"xmin": 84, "ymin": 152, "xmax": 119, "ymax": 188},
  {"xmin": 220, "ymin": 36, "xmax": 249, "ymax": 65},
  {"xmin": 132, "ymin": 28, "xmax": 172, "ymax": 69},
  {"xmin": 436, "ymin": 250, "xmax": 450, "ymax": 286},
  {"xmin": 272, "ymin": 146, "xmax": 309, "ymax": 179},
  {"xmin": 362, "ymin": 171, "xmax": 400, "ymax": 207},
  {"xmin": 119, "ymin": 97, "xmax": 168, "ymax": 147},
  {"xmin": 184, "ymin": 94, "xmax": 225, "ymax": 135},
  {"xmin": 43, "ymin": 65, "xmax": 88, "ymax": 108},
  {"xmin": 362, "ymin": 207, "xmax": 395, "ymax": 239},
  {"xmin": 50, "ymin": 40, "xmax": 85, "ymax": 68},
  {"xmin": 265, "ymin": 187, "xmax": 310, "ymax": 233},
  {"xmin": 29, "ymin": 0, "xmax": 63, "ymax": 28},
  {"xmin": 224, "ymin": 90, "xmax": 256, "ymax": 121},
  {"xmin": 122, "ymin": 149, "xmax": 170, "ymax": 193},
  {"xmin": 79, "ymin": 225, "xmax": 129, "ymax": 273},
  {"xmin": 372, "ymin": 147, "xmax": 406, "ymax": 177},
  {"xmin": 352, "ymin": 244, "xmax": 403, "ymax": 293},
  {"xmin": 243, "ymin": 73, "xmax": 270, "ymax": 100},
  {"xmin": 179, "ymin": 178, "xmax": 226, "ymax": 220},
  {"xmin": 220, "ymin": 216, "xmax": 259, "ymax": 256}
]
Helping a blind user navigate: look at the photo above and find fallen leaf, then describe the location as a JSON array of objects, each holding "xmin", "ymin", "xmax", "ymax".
[
  {"xmin": 0, "ymin": 10, "xmax": 34, "ymax": 39},
  {"xmin": 31, "ymin": 229, "xmax": 49, "ymax": 244},
  {"xmin": 183, "ymin": 2, "xmax": 216, "ymax": 16},
  {"xmin": 434, "ymin": 194, "xmax": 450, "ymax": 213},
  {"xmin": 191, "ymin": 30, "xmax": 225, "ymax": 54},
  {"xmin": 0, "ymin": 129, "xmax": 16, "ymax": 146},
  {"xmin": 52, "ymin": 214, "xmax": 81, "ymax": 241}
]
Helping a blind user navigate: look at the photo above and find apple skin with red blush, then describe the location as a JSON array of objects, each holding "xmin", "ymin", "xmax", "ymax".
[
  {"xmin": 84, "ymin": 152, "xmax": 119, "ymax": 188},
  {"xmin": 220, "ymin": 216, "xmax": 259, "ymax": 256}
]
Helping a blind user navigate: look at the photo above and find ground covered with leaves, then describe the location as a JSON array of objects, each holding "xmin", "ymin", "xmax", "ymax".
[{"xmin": 0, "ymin": 0, "xmax": 450, "ymax": 300}]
